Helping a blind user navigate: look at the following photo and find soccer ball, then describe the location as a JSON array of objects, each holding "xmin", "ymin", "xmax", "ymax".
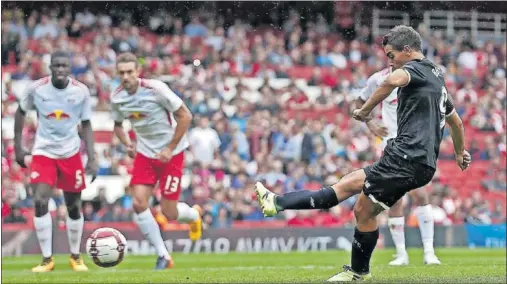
[{"xmin": 86, "ymin": 227, "xmax": 127, "ymax": 268}]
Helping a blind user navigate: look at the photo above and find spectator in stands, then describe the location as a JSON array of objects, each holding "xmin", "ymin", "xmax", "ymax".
[
  {"xmin": 185, "ymin": 16, "xmax": 208, "ymax": 38},
  {"xmin": 3, "ymin": 204, "xmax": 27, "ymax": 224},
  {"xmin": 491, "ymin": 202, "xmax": 506, "ymax": 223},
  {"xmin": 456, "ymin": 81, "xmax": 478, "ymax": 103},
  {"xmin": 482, "ymin": 171, "xmax": 507, "ymax": 191},
  {"xmin": 120, "ymin": 186, "xmax": 133, "ymax": 211},
  {"xmin": 1, "ymin": 22, "xmax": 20, "ymax": 65},
  {"xmin": 82, "ymin": 201, "xmax": 99, "ymax": 222},
  {"xmin": 301, "ymin": 120, "xmax": 327, "ymax": 165},
  {"xmin": 465, "ymin": 207, "xmax": 492, "ymax": 225},
  {"xmin": 33, "ymin": 15, "xmax": 58, "ymax": 39},
  {"xmin": 101, "ymin": 202, "xmax": 131, "ymax": 222},
  {"xmin": 189, "ymin": 116, "xmax": 221, "ymax": 166},
  {"xmin": 75, "ymin": 8, "xmax": 97, "ymax": 29}
]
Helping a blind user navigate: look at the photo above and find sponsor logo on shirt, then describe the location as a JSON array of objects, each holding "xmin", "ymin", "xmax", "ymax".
[
  {"xmin": 128, "ymin": 112, "xmax": 147, "ymax": 120},
  {"xmin": 46, "ymin": 109, "xmax": 70, "ymax": 120}
]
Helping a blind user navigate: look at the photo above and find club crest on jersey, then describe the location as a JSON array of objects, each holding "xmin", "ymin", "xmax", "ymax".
[
  {"xmin": 128, "ymin": 112, "xmax": 146, "ymax": 120},
  {"xmin": 46, "ymin": 109, "xmax": 70, "ymax": 120}
]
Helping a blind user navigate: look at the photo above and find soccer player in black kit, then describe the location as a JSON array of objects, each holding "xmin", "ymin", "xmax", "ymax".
[{"xmin": 254, "ymin": 25, "xmax": 471, "ymax": 281}]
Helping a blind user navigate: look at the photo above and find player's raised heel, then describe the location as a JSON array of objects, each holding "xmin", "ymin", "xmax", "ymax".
[
  {"xmin": 69, "ymin": 254, "xmax": 88, "ymax": 271},
  {"xmin": 189, "ymin": 205, "xmax": 203, "ymax": 241},
  {"xmin": 32, "ymin": 257, "xmax": 55, "ymax": 273},
  {"xmin": 326, "ymin": 265, "xmax": 372, "ymax": 282},
  {"xmin": 254, "ymin": 182, "xmax": 278, "ymax": 217},
  {"xmin": 155, "ymin": 256, "xmax": 174, "ymax": 270}
]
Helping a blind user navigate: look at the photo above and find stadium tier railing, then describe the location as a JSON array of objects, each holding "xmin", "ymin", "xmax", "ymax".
[{"xmin": 373, "ymin": 8, "xmax": 506, "ymax": 42}]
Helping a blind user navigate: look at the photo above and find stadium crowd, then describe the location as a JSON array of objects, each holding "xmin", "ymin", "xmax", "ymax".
[{"xmin": 2, "ymin": 4, "xmax": 506, "ymax": 229}]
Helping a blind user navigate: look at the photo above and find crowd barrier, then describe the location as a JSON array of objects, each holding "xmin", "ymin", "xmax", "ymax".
[
  {"xmin": 2, "ymin": 223, "xmax": 496, "ymax": 256},
  {"xmin": 465, "ymin": 224, "xmax": 506, "ymax": 248}
]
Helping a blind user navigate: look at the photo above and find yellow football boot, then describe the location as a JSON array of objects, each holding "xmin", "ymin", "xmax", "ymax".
[
  {"xmin": 69, "ymin": 254, "xmax": 89, "ymax": 272},
  {"xmin": 189, "ymin": 205, "xmax": 203, "ymax": 241},
  {"xmin": 32, "ymin": 257, "xmax": 55, "ymax": 273}
]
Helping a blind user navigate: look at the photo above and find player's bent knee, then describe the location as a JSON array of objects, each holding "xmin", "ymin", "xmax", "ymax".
[
  {"xmin": 131, "ymin": 185, "xmax": 153, "ymax": 213},
  {"xmin": 64, "ymin": 193, "xmax": 82, "ymax": 220},
  {"xmin": 354, "ymin": 193, "xmax": 384, "ymax": 224},
  {"xmin": 33, "ymin": 183, "xmax": 52, "ymax": 217},
  {"xmin": 353, "ymin": 198, "xmax": 369, "ymax": 222},
  {"xmin": 132, "ymin": 197, "xmax": 149, "ymax": 214},
  {"xmin": 34, "ymin": 198, "xmax": 49, "ymax": 217},
  {"xmin": 331, "ymin": 169, "xmax": 366, "ymax": 201}
]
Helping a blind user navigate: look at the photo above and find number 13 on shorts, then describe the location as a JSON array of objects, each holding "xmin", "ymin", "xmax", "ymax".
[{"xmin": 162, "ymin": 174, "xmax": 181, "ymax": 200}]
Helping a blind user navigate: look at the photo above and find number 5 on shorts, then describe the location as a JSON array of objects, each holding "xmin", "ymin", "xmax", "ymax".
[
  {"xmin": 164, "ymin": 175, "xmax": 180, "ymax": 193},
  {"xmin": 75, "ymin": 170, "xmax": 83, "ymax": 189}
]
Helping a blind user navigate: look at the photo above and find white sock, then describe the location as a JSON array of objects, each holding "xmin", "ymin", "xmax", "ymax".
[
  {"xmin": 177, "ymin": 202, "xmax": 199, "ymax": 223},
  {"xmin": 34, "ymin": 213, "xmax": 53, "ymax": 258},
  {"xmin": 417, "ymin": 204, "xmax": 435, "ymax": 255},
  {"xmin": 388, "ymin": 217, "xmax": 407, "ymax": 256},
  {"xmin": 66, "ymin": 215, "xmax": 84, "ymax": 255},
  {"xmin": 134, "ymin": 209, "xmax": 169, "ymax": 258}
]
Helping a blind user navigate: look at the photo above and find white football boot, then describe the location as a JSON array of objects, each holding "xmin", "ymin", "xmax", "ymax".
[
  {"xmin": 388, "ymin": 253, "xmax": 409, "ymax": 266},
  {"xmin": 326, "ymin": 265, "xmax": 372, "ymax": 282},
  {"xmin": 424, "ymin": 253, "xmax": 441, "ymax": 265},
  {"xmin": 254, "ymin": 182, "xmax": 278, "ymax": 217}
]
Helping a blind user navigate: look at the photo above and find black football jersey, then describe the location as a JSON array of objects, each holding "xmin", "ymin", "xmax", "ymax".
[{"xmin": 386, "ymin": 58, "xmax": 455, "ymax": 169}]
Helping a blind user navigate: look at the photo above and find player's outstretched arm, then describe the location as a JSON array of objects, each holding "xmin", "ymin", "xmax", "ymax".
[
  {"xmin": 14, "ymin": 107, "xmax": 29, "ymax": 168},
  {"xmin": 445, "ymin": 111, "xmax": 470, "ymax": 170},
  {"xmin": 355, "ymin": 98, "xmax": 388, "ymax": 137},
  {"xmin": 361, "ymin": 69, "xmax": 407, "ymax": 114}
]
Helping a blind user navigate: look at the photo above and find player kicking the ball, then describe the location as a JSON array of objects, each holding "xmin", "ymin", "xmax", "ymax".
[
  {"xmin": 111, "ymin": 52, "xmax": 202, "ymax": 270},
  {"xmin": 255, "ymin": 26, "xmax": 471, "ymax": 281},
  {"xmin": 14, "ymin": 51, "xmax": 98, "ymax": 272},
  {"xmin": 356, "ymin": 65, "xmax": 440, "ymax": 266}
]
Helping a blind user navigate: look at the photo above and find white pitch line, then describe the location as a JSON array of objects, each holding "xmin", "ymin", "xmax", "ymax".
[{"xmin": 2, "ymin": 265, "xmax": 337, "ymax": 275}]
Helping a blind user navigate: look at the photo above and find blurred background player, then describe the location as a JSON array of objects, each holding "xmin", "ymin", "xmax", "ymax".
[
  {"xmin": 356, "ymin": 66, "xmax": 441, "ymax": 266},
  {"xmin": 14, "ymin": 50, "xmax": 98, "ymax": 272},
  {"xmin": 111, "ymin": 52, "xmax": 202, "ymax": 270}
]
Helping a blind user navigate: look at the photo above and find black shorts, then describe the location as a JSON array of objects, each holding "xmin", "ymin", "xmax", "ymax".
[{"xmin": 362, "ymin": 151, "xmax": 435, "ymax": 209}]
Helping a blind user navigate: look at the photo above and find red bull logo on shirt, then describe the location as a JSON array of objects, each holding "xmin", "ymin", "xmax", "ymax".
[
  {"xmin": 128, "ymin": 112, "xmax": 146, "ymax": 120},
  {"xmin": 46, "ymin": 110, "xmax": 70, "ymax": 120}
]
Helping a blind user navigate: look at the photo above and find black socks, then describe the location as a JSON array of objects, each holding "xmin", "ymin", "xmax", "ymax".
[
  {"xmin": 275, "ymin": 186, "xmax": 339, "ymax": 211},
  {"xmin": 351, "ymin": 227, "xmax": 379, "ymax": 274}
]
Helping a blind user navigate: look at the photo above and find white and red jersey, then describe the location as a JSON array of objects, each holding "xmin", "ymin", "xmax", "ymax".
[
  {"xmin": 110, "ymin": 79, "xmax": 189, "ymax": 158},
  {"xmin": 19, "ymin": 76, "xmax": 92, "ymax": 159},
  {"xmin": 359, "ymin": 67, "xmax": 398, "ymax": 149}
]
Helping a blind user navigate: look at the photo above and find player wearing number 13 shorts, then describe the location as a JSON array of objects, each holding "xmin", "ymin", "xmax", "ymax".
[{"xmin": 111, "ymin": 52, "xmax": 202, "ymax": 270}]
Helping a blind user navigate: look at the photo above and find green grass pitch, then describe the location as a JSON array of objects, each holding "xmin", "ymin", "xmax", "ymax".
[{"xmin": 2, "ymin": 248, "xmax": 506, "ymax": 283}]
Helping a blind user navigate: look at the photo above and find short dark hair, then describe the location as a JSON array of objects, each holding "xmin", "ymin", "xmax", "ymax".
[
  {"xmin": 116, "ymin": 52, "xmax": 138, "ymax": 67},
  {"xmin": 50, "ymin": 50, "xmax": 70, "ymax": 62},
  {"xmin": 382, "ymin": 25, "xmax": 422, "ymax": 52}
]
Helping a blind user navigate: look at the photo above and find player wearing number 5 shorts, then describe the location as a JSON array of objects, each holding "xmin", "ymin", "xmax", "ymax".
[
  {"xmin": 111, "ymin": 52, "xmax": 202, "ymax": 270},
  {"xmin": 14, "ymin": 51, "xmax": 98, "ymax": 273}
]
